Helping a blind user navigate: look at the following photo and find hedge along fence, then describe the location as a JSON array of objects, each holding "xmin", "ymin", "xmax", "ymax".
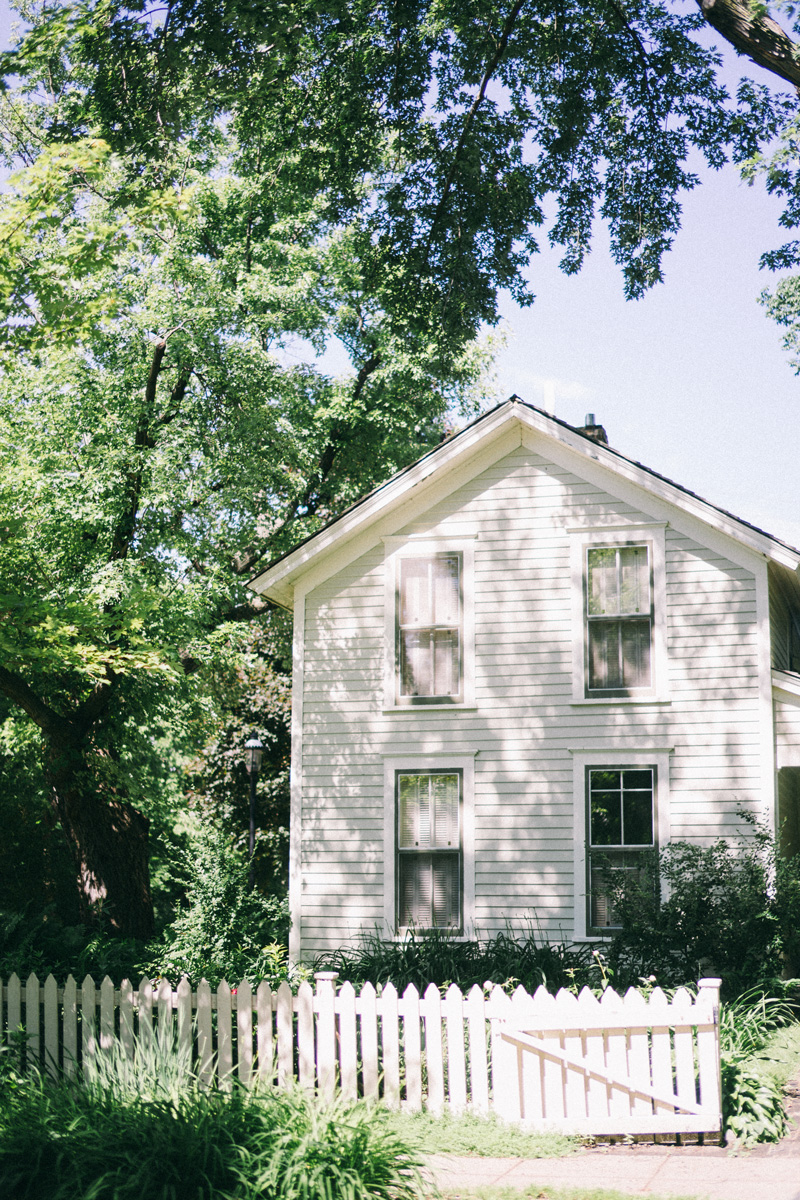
[{"xmin": 0, "ymin": 971, "xmax": 723, "ymax": 1135}]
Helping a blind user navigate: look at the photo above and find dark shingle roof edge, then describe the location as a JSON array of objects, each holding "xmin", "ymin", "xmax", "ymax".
[{"xmin": 249, "ymin": 396, "xmax": 800, "ymax": 591}]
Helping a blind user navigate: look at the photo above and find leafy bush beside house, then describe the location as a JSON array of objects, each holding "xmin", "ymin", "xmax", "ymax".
[
  {"xmin": 605, "ymin": 817, "xmax": 800, "ymax": 997},
  {"xmin": 147, "ymin": 823, "xmax": 293, "ymax": 989}
]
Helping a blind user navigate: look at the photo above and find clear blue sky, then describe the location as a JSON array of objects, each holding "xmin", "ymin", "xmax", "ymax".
[{"xmin": 2, "ymin": 3, "xmax": 799, "ymax": 545}]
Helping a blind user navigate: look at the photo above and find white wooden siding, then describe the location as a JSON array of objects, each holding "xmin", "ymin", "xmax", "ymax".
[
  {"xmin": 775, "ymin": 691, "xmax": 800, "ymax": 768},
  {"xmin": 297, "ymin": 446, "xmax": 761, "ymax": 957}
]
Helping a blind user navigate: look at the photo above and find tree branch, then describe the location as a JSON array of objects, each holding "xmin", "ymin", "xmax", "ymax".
[
  {"xmin": 698, "ymin": 0, "xmax": 800, "ymax": 91},
  {"xmin": 74, "ymin": 671, "xmax": 116, "ymax": 734},
  {"xmin": 144, "ymin": 339, "xmax": 167, "ymax": 411},
  {"xmin": 424, "ymin": 0, "xmax": 526, "ymax": 256},
  {"xmin": 0, "ymin": 663, "xmax": 73, "ymax": 741},
  {"xmin": 230, "ymin": 351, "xmax": 383, "ymax": 577},
  {"xmin": 217, "ymin": 595, "xmax": 271, "ymax": 623}
]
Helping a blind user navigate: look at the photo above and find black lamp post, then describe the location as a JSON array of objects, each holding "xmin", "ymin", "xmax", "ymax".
[{"xmin": 245, "ymin": 737, "xmax": 263, "ymax": 890}]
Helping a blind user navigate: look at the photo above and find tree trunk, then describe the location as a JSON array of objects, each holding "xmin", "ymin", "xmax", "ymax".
[{"xmin": 45, "ymin": 740, "xmax": 154, "ymax": 940}]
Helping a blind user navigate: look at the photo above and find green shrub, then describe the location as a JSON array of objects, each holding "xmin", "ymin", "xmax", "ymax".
[
  {"xmin": 146, "ymin": 824, "xmax": 293, "ymax": 988},
  {"xmin": 721, "ymin": 1058, "xmax": 788, "ymax": 1145},
  {"xmin": 605, "ymin": 814, "xmax": 800, "ymax": 995},
  {"xmin": 313, "ymin": 923, "xmax": 596, "ymax": 995},
  {"xmin": 0, "ymin": 1040, "xmax": 422, "ymax": 1200}
]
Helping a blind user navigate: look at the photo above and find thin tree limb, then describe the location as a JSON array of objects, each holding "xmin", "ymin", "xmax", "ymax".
[{"xmin": 424, "ymin": 0, "xmax": 527, "ymax": 256}]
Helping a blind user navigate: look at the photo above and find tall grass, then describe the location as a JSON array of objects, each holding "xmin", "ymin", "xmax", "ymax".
[{"xmin": 0, "ymin": 1038, "xmax": 423, "ymax": 1200}]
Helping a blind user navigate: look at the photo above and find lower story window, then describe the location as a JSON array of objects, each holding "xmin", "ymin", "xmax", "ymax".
[
  {"xmin": 396, "ymin": 769, "xmax": 461, "ymax": 930},
  {"xmin": 587, "ymin": 766, "xmax": 655, "ymax": 930}
]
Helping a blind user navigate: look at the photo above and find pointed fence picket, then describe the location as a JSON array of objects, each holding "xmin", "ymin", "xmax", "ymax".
[{"xmin": 0, "ymin": 970, "xmax": 722, "ymax": 1136}]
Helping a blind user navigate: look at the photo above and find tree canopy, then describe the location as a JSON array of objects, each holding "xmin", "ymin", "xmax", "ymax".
[{"xmin": 2, "ymin": 0, "xmax": 800, "ymax": 937}]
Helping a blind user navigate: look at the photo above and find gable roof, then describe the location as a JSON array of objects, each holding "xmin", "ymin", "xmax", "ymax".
[{"xmin": 251, "ymin": 397, "xmax": 800, "ymax": 608}]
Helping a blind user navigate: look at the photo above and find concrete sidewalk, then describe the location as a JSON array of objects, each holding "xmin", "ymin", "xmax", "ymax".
[
  {"xmin": 425, "ymin": 1147, "xmax": 800, "ymax": 1200},
  {"xmin": 425, "ymin": 1077, "xmax": 800, "ymax": 1200}
]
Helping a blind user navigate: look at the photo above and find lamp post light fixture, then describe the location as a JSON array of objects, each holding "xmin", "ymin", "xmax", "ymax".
[{"xmin": 245, "ymin": 737, "xmax": 263, "ymax": 890}]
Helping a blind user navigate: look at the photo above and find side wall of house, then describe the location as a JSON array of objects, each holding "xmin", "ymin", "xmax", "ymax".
[{"xmin": 296, "ymin": 444, "xmax": 762, "ymax": 957}]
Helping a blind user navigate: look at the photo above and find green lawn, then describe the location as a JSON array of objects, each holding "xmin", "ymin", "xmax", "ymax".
[
  {"xmin": 386, "ymin": 1109, "xmax": 578, "ymax": 1159},
  {"xmin": 747, "ymin": 1019, "xmax": 800, "ymax": 1089}
]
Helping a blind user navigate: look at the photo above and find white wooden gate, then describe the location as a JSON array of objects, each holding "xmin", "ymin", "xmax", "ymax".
[{"xmin": 491, "ymin": 978, "xmax": 722, "ymax": 1135}]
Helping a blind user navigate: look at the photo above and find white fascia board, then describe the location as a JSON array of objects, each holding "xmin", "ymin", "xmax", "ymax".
[
  {"xmin": 517, "ymin": 420, "xmax": 775, "ymax": 576},
  {"xmin": 253, "ymin": 412, "xmax": 523, "ymax": 608}
]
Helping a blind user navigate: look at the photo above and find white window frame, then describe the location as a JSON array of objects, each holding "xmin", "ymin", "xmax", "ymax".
[
  {"xmin": 383, "ymin": 753, "xmax": 476, "ymax": 939},
  {"xmin": 570, "ymin": 747, "xmax": 672, "ymax": 941},
  {"xmin": 383, "ymin": 536, "xmax": 476, "ymax": 710},
  {"xmin": 568, "ymin": 524, "xmax": 669, "ymax": 704}
]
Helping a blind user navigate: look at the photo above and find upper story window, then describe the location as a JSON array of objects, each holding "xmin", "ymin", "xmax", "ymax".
[
  {"xmin": 391, "ymin": 551, "xmax": 465, "ymax": 705},
  {"xmin": 586, "ymin": 545, "xmax": 652, "ymax": 694}
]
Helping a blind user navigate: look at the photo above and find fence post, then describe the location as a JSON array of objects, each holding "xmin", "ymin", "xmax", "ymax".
[
  {"xmin": 315, "ymin": 972, "xmax": 338, "ymax": 1100},
  {"xmin": 697, "ymin": 977, "xmax": 722, "ymax": 1129}
]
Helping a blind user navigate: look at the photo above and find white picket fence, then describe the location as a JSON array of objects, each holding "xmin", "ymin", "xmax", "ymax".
[{"xmin": 0, "ymin": 970, "xmax": 722, "ymax": 1136}]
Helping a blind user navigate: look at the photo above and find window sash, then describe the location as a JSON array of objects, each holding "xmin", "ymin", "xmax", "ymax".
[
  {"xmin": 398, "ymin": 555, "xmax": 462, "ymax": 700},
  {"xmin": 397, "ymin": 852, "xmax": 461, "ymax": 930},
  {"xmin": 586, "ymin": 546, "xmax": 652, "ymax": 692},
  {"xmin": 396, "ymin": 770, "xmax": 462, "ymax": 930},
  {"xmin": 589, "ymin": 850, "xmax": 651, "ymax": 929}
]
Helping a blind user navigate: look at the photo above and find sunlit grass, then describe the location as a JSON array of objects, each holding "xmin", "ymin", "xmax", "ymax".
[{"xmin": 388, "ymin": 1108, "xmax": 577, "ymax": 1159}]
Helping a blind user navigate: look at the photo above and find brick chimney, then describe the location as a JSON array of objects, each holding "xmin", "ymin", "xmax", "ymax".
[{"xmin": 576, "ymin": 412, "xmax": 608, "ymax": 445}]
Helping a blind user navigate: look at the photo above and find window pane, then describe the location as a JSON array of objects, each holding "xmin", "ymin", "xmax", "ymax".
[
  {"xmin": 398, "ymin": 774, "xmax": 431, "ymax": 847},
  {"xmin": 622, "ymin": 770, "xmax": 652, "ymax": 789},
  {"xmin": 398, "ymin": 856, "xmax": 431, "ymax": 927},
  {"xmin": 432, "ymin": 774, "xmax": 459, "ymax": 847},
  {"xmin": 590, "ymin": 856, "xmax": 615, "ymax": 928},
  {"xmin": 623, "ymin": 789, "xmax": 653, "ymax": 845},
  {"xmin": 622, "ymin": 770, "xmax": 654, "ymax": 847},
  {"xmin": 619, "ymin": 547, "xmax": 649, "ymax": 614},
  {"xmin": 432, "ymin": 855, "xmax": 460, "ymax": 927},
  {"xmin": 432, "ymin": 629, "xmax": 458, "ymax": 696},
  {"xmin": 400, "ymin": 630, "xmax": 432, "ymax": 696},
  {"xmin": 587, "ymin": 548, "xmax": 618, "ymax": 615},
  {"xmin": 433, "ymin": 556, "xmax": 460, "ymax": 624},
  {"xmin": 621, "ymin": 619, "xmax": 651, "ymax": 687},
  {"xmin": 590, "ymin": 790, "xmax": 622, "ymax": 846},
  {"xmin": 588, "ymin": 621, "xmax": 620, "ymax": 689},
  {"xmin": 400, "ymin": 559, "xmax": 431, "ymax": 626}
]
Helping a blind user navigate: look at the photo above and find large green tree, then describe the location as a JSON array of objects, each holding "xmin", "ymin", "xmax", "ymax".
[{"xmin": 2, "ymin": 0, "xmax": 800, "ymax": 937}]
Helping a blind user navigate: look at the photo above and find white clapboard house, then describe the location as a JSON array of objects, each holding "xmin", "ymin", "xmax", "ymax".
[{"xmin": 250, "ymin": 399, "xmax": 800, "ymax": 961}]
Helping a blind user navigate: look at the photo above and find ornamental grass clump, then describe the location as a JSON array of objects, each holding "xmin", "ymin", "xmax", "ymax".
[
  {"xmin": 313, "ymin": 922, "xmax": 595, "ymax": 994},
  {"xmin": 0, "ymin": 1038, "xmax": 423, "ymax": 1200}
]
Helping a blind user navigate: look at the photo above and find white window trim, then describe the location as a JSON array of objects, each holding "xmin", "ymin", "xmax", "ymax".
[
  {"xmin": 383, "ymin": 536, "xmax": 476, "ymax": 710},
  {"xmin": 568, "ymin": 523, "xmax": 669, "ymax": 704},
  {"xmin": 383, "ymin": 753, "xmax": 476, "ymax": 940},
  {"xmin": 569, "ymin": 747, "xmax": 673, "ymax": 941}
]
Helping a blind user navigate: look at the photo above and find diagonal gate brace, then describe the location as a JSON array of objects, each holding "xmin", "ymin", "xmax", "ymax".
[{"xmin": 500, "ymin": 1027, "xmax": 704, "ymax": 1116}]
